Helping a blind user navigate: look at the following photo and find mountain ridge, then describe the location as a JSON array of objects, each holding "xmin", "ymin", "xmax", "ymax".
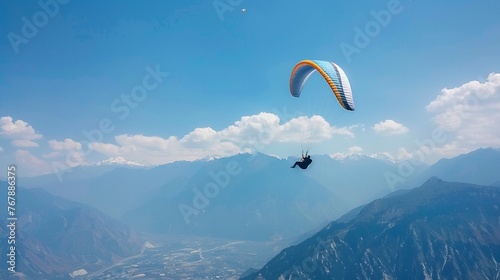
[
  {"xmin": 242, "ymin": 177, "xmax": 500, "ymax": 279},
  {"xmin": 0, "ymin": 182, "xmax": 143, "ymax": 279},
  {"xmin": 124, "ymin": 153, "xmax": 348, "ymax": 241}
]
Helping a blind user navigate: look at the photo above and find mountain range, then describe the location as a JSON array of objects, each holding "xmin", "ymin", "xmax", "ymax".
[
  {"xmin": 2, "ymin": 147, "xmax": 499, "ymax": 278},
  {"xmin": 404, "ymin": 147, "xmax": 500, "ymax": 188},
  {"xmin": 0, "ymin": 182, "xmax": 143, "ymax": 280},
  {"xmin": 20, "ymin": 160, "xmax": 206, "ymax": 218},
  {"xmin": 18, "ymin": 148, "xmax": 500, "ymax": 242},
  {"xmin": 241, "ymin": 177, "xmax": 500, "ymax": 279},
  {"xmin": 123, "ymin": 153, "xmax": 346, "ymax": 241},
  {"xmin": 301, "ymin": 153, "xmax": 421, "ymax": 207}
]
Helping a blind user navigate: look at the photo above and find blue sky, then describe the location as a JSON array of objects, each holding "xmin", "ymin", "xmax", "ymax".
[{"xmin": 1, "ymin": 0, "xmax": 500, "ymax": 176}]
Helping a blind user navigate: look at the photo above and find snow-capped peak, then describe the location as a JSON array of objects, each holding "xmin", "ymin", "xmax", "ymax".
[
  {"xmin": 95, "ymin": 157, "xmax": 144, "ymax": 166},
  {"xmin": 329, "ymin": 153, "xmax": 367, "ymax": 161},
  {"xmin": 368, "ymin": 153, "xmax": 398, "ymax": 163},
  {"xmin": 329, "ymin": 152, "xmax": 398, "ymax": 163}
]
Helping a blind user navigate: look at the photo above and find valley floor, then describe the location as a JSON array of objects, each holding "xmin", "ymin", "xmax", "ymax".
[{"xmin": 83, "ymin": 234, "xmax": 286, "ymax": 280}]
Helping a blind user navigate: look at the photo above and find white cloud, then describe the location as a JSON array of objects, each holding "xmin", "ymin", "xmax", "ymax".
[
  {"xmin": 372, "ymin": 120, "xmax": 409, "ymax": 135},
  {"xmin": 88, "ymin": 142, "xmax": 122, "ymax": 155},
  {"xmin": 12, "ymin": 139, "xmax": 40, "ymax": 147},
  {"xmin": 15, "ymin": 150, "xmax": 52, "ymax": 176},
  {"xmin": 423, "ymin": 141, "xmax": 470, "ymax": 159},
  {"xmin": 89, "ymin": 112, "xmax": 356, "ymax": 166},
  {"xmin": 279, "ymin": 115, "xmax": 342, "ymax": 142},
  {"xmin": 396, "ymin": 147, "xmax": 413, "ymax": 160},
  {"xmin": 6, "ymin": 113, "xmax": 357, "ymax": 174},
  {"xmin": 331, "ymin": 127, "xmax": 355, "ymax": 138},
  {"xmin": 49, "ymin": 138, "xmax": 82, "ymax": 151},
  {"xmin": 348, "ymin": 146, "xmax": 363, "ymax": 153},
  {"xmin": 0, "ymin": 116, "xmax": 42, "ymax": 147},
  {"xmin": 220, "ymin": 113, "xmax": 280, "ymax": 145},
  {"xmin": 427, "ymin": 73, "xmax": 500, "ymax": 112},
  {"xmin": 376, "ymin": 147, "xmax": 415, "ymax": 162},
  {"xmin": 90, "ymin": 133, "xmax": 241, "ymax": 165},
  {"xmin": 44, "ymin": 139, "xmax": 86, "ymax": 168},
  {"xmin": 426, "ymin": 72, "xmax": 500, "ymax": 157},
  {"xmin": 182, "ymin": 127, "xmax": 219, "ymax": 147}
]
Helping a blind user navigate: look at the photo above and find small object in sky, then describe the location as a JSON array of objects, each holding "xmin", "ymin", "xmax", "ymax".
[{"xmin": 242, "ymin": 8, "xmax": 246, "ymax": 14}]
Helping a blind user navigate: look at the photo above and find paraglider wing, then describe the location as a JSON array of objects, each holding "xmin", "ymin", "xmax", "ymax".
[{"xmin": 289, "ymin": 60, "xmax": 354, "ymax": 111}]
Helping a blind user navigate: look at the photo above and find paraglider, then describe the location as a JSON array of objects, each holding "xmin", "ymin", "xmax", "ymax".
[
  {"xmin": 289, "ymin": 60, "xmax": 355, "ymax": 170},
  {"xmin": 291, "ymin": 151, "xmax": 313, "ymax": 169},
  {"xmin": 289, "ymin": 59, "xmax": 355, "ymax": 111}
]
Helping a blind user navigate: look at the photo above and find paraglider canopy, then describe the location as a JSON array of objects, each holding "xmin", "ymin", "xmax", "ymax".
[
  {"xmin": 289, "ymin": 60, "xmax": 355, "ymax": 111},
  {"xmin": 288, "ymin": 59, "xmax": 356, "ymax": 157}
]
